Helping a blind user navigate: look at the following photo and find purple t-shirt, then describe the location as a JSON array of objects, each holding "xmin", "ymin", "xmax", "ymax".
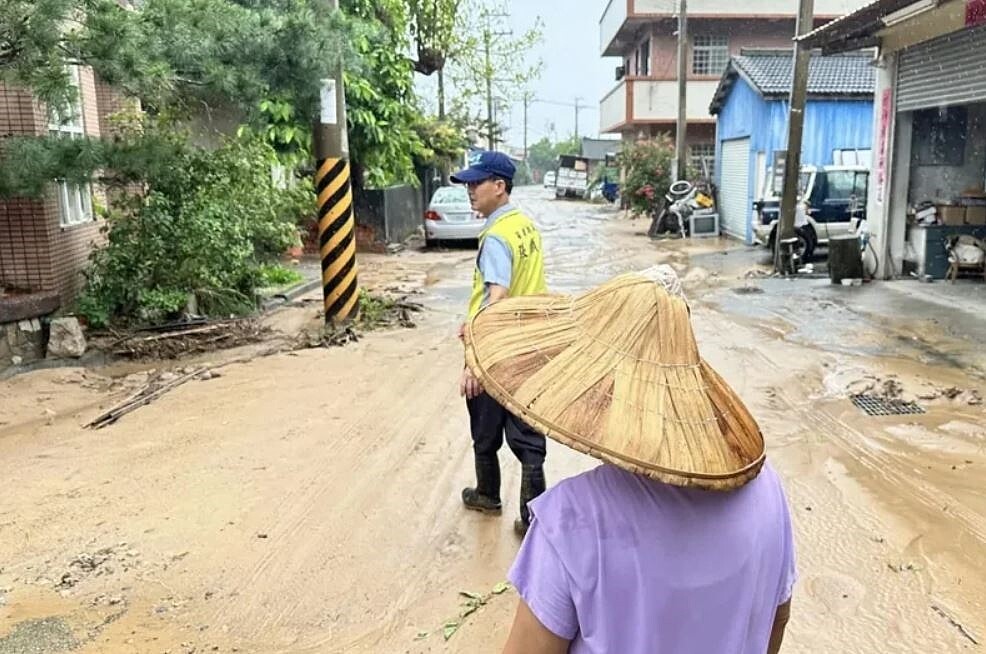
[{"xmin": 508, "ymin": 462, "xmax": 796, "ymax": 653}]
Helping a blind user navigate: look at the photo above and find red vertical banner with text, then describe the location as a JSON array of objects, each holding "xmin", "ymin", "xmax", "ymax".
[
  {"xmin": 875, "ymin": 88, "xmax": 893, "ymax": 201},
  {"xmin": 968, "ymin": 0, "xmax": 986, "ymax": 25}
]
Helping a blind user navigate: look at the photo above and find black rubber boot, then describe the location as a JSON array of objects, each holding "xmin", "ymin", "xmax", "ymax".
[
  {"xmin": 462, "ymin": 456, "xmax": 502, "ymax": 515},
  {"xmin": 514, "ymin": 464, "xmax": 546, "ymax": 536}
]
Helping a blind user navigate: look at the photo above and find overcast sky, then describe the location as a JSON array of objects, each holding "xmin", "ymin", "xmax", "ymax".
[
  {"xmin": 415, "ymin": 1, "xmax": 620, "ymax": 146},
  {"xmin": 500, "ymin": 0, "xmax": 620, "ymax": 145}
]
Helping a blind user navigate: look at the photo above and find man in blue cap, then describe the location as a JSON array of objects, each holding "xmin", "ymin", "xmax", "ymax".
[{"xmin": 452, "ymin": 150, "xmax": 548, "ymax": 536}]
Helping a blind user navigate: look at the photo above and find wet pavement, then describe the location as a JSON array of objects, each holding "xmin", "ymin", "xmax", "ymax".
[{"xmin": 0, "ymin": 186, "xmax": 984, "ymax": 652}]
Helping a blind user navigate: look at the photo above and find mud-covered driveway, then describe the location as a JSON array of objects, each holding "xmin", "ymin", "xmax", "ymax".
[{"xmin": 1, "ymin": 187, "xmax": 983, "ymax": 653}]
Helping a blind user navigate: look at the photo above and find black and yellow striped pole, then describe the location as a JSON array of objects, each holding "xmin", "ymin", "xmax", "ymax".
[
  {"xmin": 315, "ymin": 156, "xmax": 358, "ymax": 323},
  {"xmin": 314, "ymin": 5, "xmax": 358, "ymax": 325}
]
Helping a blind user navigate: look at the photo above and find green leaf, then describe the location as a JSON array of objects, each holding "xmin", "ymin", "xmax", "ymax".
[
  {"xmin": 442, "ymin": 621, "xmax": 460, "ymax": 641},
  {"xmin": 492, "ymin": 582, "xmax": 511, "ymax": 595}
]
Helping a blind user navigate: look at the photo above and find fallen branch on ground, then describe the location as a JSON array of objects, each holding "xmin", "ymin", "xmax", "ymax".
[
  {"xmin": 85, "ymin": 368, "xmax": 206, "ymax": 429},
  {"xmin": 416, "ymin": 582, "xmax": 512, "ymax": 643},
  {"xmin": 931, "ymin": 604, "xmax": 979, "ymax": 645},
  {"xmin": 111, "ymin": 319, "xmax": 270, "ymax": 359},
  {"xmin": 84, "ymin": 351, "xmax": 282, "ymax": 429}
]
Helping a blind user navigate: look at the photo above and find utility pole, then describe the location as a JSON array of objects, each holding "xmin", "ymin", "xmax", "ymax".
[
  {"xmin": 481, "ymin": 11, "xmax": 511, "ymax": 150},
  {"xmin": 776, "ymin": 0, "xmax": 815, "ymax": 273},
  {"xmin": 523, "ymin": 92, "xmax": 533, "ymax": 161},
  {"xmin": 574, "ymin": 96, "xmax": 584, "ymax": 140},
  {"xmin": 313, "ymin": 0, "xmax": 358, "ymax": 324},
  {"xmin": 484, "ymin": 25, "xmax": 495, "ymax": 149},
  {"xmin": 438, "ymin": 68, "xmax": 446, "ymax": 120},
  {"xmin": 675, "ymin": 0, "xmax": 688, "ymax": 181}
]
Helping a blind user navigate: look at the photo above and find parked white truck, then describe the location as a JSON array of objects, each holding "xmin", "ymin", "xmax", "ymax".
[{"xmin": 555, "ymin": 154, "xmax": 590, "ymax": 200}]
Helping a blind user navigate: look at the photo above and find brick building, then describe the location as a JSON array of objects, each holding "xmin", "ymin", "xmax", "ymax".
[{"xmin": 0, "ymin": 65, "xmax": 113, "ymax": 310}]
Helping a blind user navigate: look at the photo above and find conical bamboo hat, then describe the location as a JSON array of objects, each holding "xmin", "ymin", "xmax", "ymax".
[{"xmin": 464, "ymin": 272, "xmax": 765, "ymax": 491}]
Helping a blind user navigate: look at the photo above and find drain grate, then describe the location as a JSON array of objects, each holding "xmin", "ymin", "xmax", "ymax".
[{"xmin": 851, "ymin": 394, "xmax": 926, "ymax": 416}]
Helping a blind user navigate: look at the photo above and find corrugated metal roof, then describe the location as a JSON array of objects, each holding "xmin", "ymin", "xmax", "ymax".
[
  {"xmin": 798, "ymin": 0, "xmax": 918, "ymax": 48},
  {"xmin": 580, "ymin": 138, "xmax": 623, "ymax": 161},
  {"xmin": 798, "ymin": 0, "xmax": 889, "ymax": 44},
  {"xmin": 710, "ymin": 51, "xmax": 875, "ymax": 113}
]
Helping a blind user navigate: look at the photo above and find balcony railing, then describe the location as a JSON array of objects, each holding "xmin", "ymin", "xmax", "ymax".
[
  {"xmin": 600, "ymin": 81, "xmax": 629, "ymax": 132},
  {"xmin": 600, "ymin": 0, "xmax": 629, "ymax": 56},
  {"xmin": 600, "ymin": 79, "xmax": 720, "ymax": 132}
]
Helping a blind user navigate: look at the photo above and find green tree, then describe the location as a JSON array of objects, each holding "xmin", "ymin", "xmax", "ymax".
[
  {"xmin": 526, "ymin": 135, "xmax": 581, "ymax": 179},
  {"xmin": 406, "ymin": 0, "xmax": 462, "ymax": 118},
  {"xmin": 619, "ymin": 136, "xmax": 675, "ymax": 216},
  {"xmin": 448, "ymin": 1, "xmax": 542, "ymax": 149},
  {"xmin": 341, "ymin": 0, "xmax": 429, "ymax": 189},
  {"xmin": 0, "ymin": 0, "xmax": 350, "ymax": 122}
]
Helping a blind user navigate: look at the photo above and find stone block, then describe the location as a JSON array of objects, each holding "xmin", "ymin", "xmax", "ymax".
[{"xmin": 48, "ymin": 317, "xmax": 87, "ymax": 359}]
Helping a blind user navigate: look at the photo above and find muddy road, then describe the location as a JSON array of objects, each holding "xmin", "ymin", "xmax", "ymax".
[{"xmin": 1, "ymin": 187, "xmax": 984, "ymax": 653}]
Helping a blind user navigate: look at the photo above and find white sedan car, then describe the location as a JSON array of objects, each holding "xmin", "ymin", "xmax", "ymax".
[{"xmin": 424, "ymin": 185, "xmax": 484, "ymax": 248}]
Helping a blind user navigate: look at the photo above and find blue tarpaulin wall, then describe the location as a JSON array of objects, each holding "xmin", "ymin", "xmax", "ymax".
[{"xmin": 715, "ymin": 75, "xmax": 874, "ymax": 243}]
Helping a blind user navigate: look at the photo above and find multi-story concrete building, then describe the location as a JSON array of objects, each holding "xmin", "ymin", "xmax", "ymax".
[{"xmin": 598, "ymin": 0, "xmax": 865, "ymax": 176}]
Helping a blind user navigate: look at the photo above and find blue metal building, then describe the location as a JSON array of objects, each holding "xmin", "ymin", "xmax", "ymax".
[{"xmin": 710, "ymin": 51, "xmax": 876, "ymax": 243}]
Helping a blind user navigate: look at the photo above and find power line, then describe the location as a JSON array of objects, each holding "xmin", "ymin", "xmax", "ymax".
[{"xmin": 531, "ymin": 97, "xmax": 599, "ymax": 111}]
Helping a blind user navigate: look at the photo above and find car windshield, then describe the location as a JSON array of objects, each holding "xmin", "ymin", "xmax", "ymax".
[
  {"xmin": 432, "ymin": 186, "xmax": 469, "ymax": 204},
  {"xmin": 825, "ymin": 171, "xmax": 868, "ymax": 200}
]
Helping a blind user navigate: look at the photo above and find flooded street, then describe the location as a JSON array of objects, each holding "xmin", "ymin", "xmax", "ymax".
[{"xmin": 1, "ymin": 187, "xmax": 984, "ymax": 653}]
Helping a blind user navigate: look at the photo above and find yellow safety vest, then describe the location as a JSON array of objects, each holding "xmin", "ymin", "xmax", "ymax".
[{"xmin": 467, "ymin": 209, "xmax": 547, "ymax": 319}]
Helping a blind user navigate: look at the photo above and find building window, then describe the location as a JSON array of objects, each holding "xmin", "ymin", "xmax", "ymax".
[
  {"xmin": 635, "ymin": 38, "xmax": 651, "ymax": 76},
  {"xmin": 48, "ymin": 66, "xmax": 94, "ymax": 227},
  {"xmin": 692, "ymin": 35, "xmax": 729, "ymax": 76},
  {"xmin": 690, "ymin": 144, "xmax": 716, "ymax": 178}
]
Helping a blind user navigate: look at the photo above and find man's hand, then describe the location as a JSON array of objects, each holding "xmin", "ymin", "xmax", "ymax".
[
  {"xmin": 487, "ymin": 284, "xmax": 510, "ymax": 304},
  {"xmin": 460, "ymin": 365, "xmax": 484, "ymax": 399}
]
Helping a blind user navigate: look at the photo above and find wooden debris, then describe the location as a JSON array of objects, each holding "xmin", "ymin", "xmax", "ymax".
[
  {"xmin": 931, "ymin": 604, "xmax": 979, "ymax": 645},
  {"xmin": 112, "ymin": 319, "xmax": 270, "ymax": 359},
  {"xmin": 86, "ymin": 368, "xmax": 205, "ymax": 429}
]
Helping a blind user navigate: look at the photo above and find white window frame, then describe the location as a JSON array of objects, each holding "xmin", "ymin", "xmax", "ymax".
[
  {"xmin": 692, "ymin": 35, "xmax": 730, "ymax": 76},
  {"xmin": 48, "ymin": 66, "xmax": 94, "ymax": 228},
  {"xmin": 689, "ymin": 143, "xmax": 716, "ymax": 178}
]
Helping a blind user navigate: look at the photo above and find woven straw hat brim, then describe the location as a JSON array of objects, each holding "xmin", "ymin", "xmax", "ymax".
[{"xmin": 464, "ymin": 274, "xmax": 765, "ymax": 491}]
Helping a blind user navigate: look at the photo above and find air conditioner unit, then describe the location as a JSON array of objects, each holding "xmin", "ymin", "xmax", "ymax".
[{"xmin": 615, "ymin": 65, "xmax": 626, "ymax": 81}]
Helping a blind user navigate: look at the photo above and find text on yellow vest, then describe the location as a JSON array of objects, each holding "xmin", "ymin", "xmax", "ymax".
[{"xmin": 468, "ymin": 209, "xmax": 547, "ymax": 318}]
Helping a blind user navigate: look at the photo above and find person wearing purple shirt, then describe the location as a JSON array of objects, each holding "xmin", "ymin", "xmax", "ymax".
[{"xmin": 461, "ymin": 266, "xmax": 796, "ymax": 654}]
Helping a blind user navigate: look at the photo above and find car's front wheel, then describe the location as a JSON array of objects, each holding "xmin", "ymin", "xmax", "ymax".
[{"xmin": 798, "ymin": 225, "xmax": 817, "ymax": 262}]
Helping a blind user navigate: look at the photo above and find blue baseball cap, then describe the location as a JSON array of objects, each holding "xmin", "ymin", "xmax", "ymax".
[{"xmin": 451, "ymin": 150, "xmax": 516, "ymax": 184}]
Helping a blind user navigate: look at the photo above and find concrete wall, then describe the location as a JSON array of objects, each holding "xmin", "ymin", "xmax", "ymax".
[
  {"xmin": 634, "ymin": 0, "xmax": 861, "ymax": 17},
  {"xmin": 355, "ymin": 186, "xmax": 423, "ymax": 250},
  {"xmin": 632, "ymin": 22, "xmax": 797, "ymax": 81},
  {"xmin": 908, "ymin": 103, "xmax": 986, "ymax": 204}
]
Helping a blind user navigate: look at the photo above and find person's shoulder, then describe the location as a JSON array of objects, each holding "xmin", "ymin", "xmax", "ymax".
[
  {"xmin": 530, "ymin": 466, "xmax": 628, "ymax": 528},
  {"xmin": 749, "ymin": 461, "xmax": 785, "ymax": 496}
]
